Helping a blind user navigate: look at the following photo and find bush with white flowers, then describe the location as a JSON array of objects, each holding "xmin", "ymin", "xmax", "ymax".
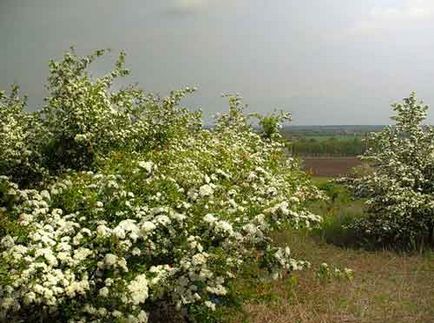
[
  {"xmin": 345, "ymin": 93, "xmax": 434, "ymax": 249},
  {"xmin": 0, "ymin": 49, "xmax": 322, "ymax": 322},
  {"xmin": 0, "ymin": 86, "xmax": 46, "ymax": 186}
]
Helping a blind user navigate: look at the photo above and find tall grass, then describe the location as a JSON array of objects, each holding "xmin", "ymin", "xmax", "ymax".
[{"xmin": 309, "ymin": 179, "xmax": 365, "ymax": 247}]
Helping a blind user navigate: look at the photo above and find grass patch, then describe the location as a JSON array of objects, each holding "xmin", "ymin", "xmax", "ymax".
[
  {"xmin": 309, "ymin": 178, "xmax": 364, "ymax": 247},
  {"xmin": 222, "ymin": 177, "xmax": 434, "ymax": 323},
  {"xmin": 224, "ymin": 229, "xmax": 434, "ymax": 323}
]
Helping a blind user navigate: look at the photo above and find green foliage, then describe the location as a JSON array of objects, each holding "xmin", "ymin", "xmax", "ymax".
[
  {"xmin": 290, "ymin": 136, "xmax": 365, "ymax": 157},
  {"xmin": 252, "ymin": 110, "xmax": 292, "ymax": 141},
  {"xmin": 309, "ymin": 180, "xmax": 363, "ymax": 247}
]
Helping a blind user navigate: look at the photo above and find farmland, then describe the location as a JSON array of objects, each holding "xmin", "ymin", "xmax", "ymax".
[
  {"xmin": 302, "ymin": 157, "xmax": 362, "ymax": 177},
  {"xmin": 280, "ymin": 126, "xmax": 371, "ymax": 177},
  {"xmin": 282, "ymin": 125, "xmax": 382, "ymax": 158}
]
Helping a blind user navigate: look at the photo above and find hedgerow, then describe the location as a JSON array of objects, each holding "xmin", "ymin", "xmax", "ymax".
[{"xmin": 0, "ymin": 49, "xmax": 322, "ymax": 322}]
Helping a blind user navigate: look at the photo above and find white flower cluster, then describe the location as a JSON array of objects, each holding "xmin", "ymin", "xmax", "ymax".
[
  {"xmin": 0, "ymin": 87, "xmax": 45, "ymax": 186},
  {"xmin": 0, "ymin": 49, "xmax": 322, "ymax": 321}
]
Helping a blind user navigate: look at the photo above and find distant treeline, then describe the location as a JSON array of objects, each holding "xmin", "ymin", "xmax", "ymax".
[
  {"xmin": 287, "ymin": 136, "xmax": 366, "ymax": 157},
  {"xmin": 280, "ymin": 125, "xmax": 384, "ymax": 138},
  {"xmin": 279, "ymin": 125, "xmax": 382, "ymax": 157}
]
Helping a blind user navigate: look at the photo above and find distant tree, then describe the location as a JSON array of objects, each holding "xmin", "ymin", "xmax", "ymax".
[{"xmin": 253, "ymin": 110, "xmax": 292, "ymax": 140}]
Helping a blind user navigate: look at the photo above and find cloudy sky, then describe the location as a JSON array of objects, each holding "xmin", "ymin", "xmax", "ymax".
[{"xmin": 1, "ymin": 0, "xmax": 434, "ymax": 124}]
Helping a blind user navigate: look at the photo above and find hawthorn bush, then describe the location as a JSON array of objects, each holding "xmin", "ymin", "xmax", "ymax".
[
  {"xmin": 0, "ymin": 50, "xmax": 322, "ymax": 322},
  {"xmin": 345, "ymin": 93, "xmax": 434, "ymax": 249},
  {"xmin": 0, "ymin": 86, "xmax": 46, "ymax": 186}
]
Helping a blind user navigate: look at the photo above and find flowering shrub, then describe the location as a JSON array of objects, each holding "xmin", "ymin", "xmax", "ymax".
[
  {"xmin": 40, "ymin": 49, "xmax": 201, "ymax": 174},
  {"xmin": 0, "ymin": 49, "xmax": 322, "ymax": 322},
  {"xmin": 0, "ymin": 86, "xmax": 46, "ymax": 186},
  {"xmin": 345, "ymin": 93, "xmax": 434, "ymax": 249}
]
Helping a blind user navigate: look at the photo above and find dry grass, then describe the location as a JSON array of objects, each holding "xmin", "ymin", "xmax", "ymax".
[
  {"xmin": 225, "ymin": 230, "xmax": 434, "ymax": 323},
  {"xmin": 221, "ymin": 178, "xmax": 434, "ymax": 323}
]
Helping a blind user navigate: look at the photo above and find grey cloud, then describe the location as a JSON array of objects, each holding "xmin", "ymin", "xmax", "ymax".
[{"xmin": 1, "ymin": 0, "xmax": 434, "ymax": 125}]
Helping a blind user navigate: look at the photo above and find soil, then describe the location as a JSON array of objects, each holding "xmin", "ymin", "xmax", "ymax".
[{"xmin": 302, "ymin": 157, "xmax": 362, "ymax": 177}]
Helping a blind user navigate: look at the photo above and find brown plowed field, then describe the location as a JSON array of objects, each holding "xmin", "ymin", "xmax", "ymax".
[{"xmin": 302, "ymin": 157, "xmax": 362, "ymax": 177}]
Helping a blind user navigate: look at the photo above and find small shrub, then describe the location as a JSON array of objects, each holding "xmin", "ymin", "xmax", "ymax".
[
  {"xmin": 316, "ymin": 263, "xmax": 353, "ymax": 283},
  {"xmin": 344, "ymin": 93, "xmax": 434, "ymax": 249}
]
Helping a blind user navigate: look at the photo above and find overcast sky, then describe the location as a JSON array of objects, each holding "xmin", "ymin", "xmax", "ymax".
[{"xmin": 1, "ymin": 0, "xmax": 434, "ymax": 124}]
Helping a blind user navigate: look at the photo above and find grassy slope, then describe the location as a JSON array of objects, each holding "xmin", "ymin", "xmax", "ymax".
[{"xmin": 223, "ymin": 178, "xmax": 434, "ymax": 323}]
